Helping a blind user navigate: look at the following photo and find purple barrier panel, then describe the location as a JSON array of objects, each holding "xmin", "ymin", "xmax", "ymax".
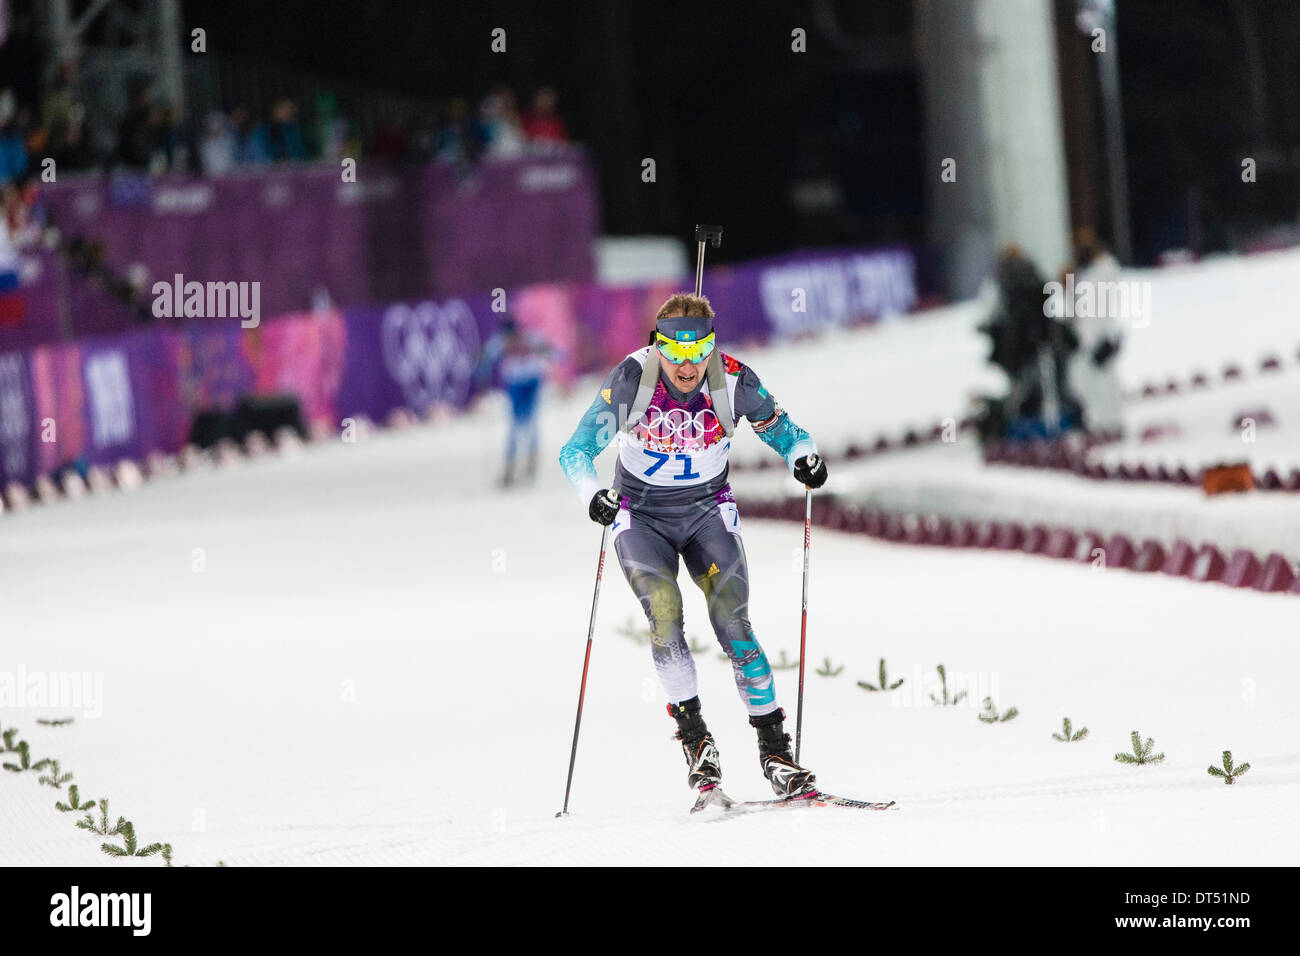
[
  {"xmin": 338, "ymin": 291, "xmax": 498, "ymax": 423},
  {"xmin": 694, "ymin": 261, "xmax": 767, "ymax": 345},
  {"xmin": 570, "ymin": 279, "xmax": 679, "ymax": 377},
  {"xmin": 565, "ymin": 246, "xmax": 919, "ymax": 377},
  {"xmin": 122, "ymin": 330, "xmax": 181, "ymax": 456},
  {"xmin": 28, "ymin": 341, "xmax": 88, "ymax": 475},
  {"xmin": 4, "ymin": 314, "xmax": 299, "ymax": 484},
  {"xmin": 735, "ymin": 245, "xmax": 917, "ymax": 340},
  {"xmin": 78, "ymin": 332, "xmax": 162, "ymax": 469},
  {"xmin": 320, "ymin": 167, "xmax": 430, "ymax": 307},
  {"xmin": 0, "ymin": 249, "xmax": 143, "ymax": 353},
  {"xmin": 1, "ymin": 244, "xmax": 918, "ymax": 486},
  {"xmin": 70, "ymin": 277, "xmax": 146, "ymax": 342},
  {"xmin": 0, "ymin": 350, "xmax": 39, "ymax": 485},
  {"xmin": 16, "ymin": 327, "xmax": 207, "ymax": 480},
  {"xmin": 425, "ymin": 151, "xmax": 598, "ymax": 296},
  {"xmin": 506, "ymin": 283, "xmax": 581, "ymax": 391},
  {"xmin": 169, "ymin": 322, "xmax": 256, "ymax": 419},
  {"xmin": 37, "ymin": 169, "xmax": 429, "ymax": 321},
  {"xmin": 32, "ymin": 156, "xmax": 599, "ymax": 346},
  {"xmin": 245, "ymin": 309, "xmax": 348, "ymax": 428},
  {"xmin": 142, "ymin": 330, "xmax": 189, "ymax": 453},
  {"xmin": 0, "ymin": 250, "xmax": 59, "ymax": 350}
]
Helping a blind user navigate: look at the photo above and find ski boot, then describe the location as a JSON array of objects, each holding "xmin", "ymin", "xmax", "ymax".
[
  {"xmin": 751, "ymin": 708, "xmax": 817, "ymax": 798},
  {"xmin": 669, "ymin": 697, "xmax": 721, "ymax": 791}
]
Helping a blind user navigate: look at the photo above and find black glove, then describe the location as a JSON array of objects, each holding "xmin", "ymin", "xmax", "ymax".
[
  {"xmin": 588, "ymin": 488, "xmax": 620, "ymax": 525},
  {"xmin": 793, "ymin": 454, "xmax": 827, "ymax": 489}
]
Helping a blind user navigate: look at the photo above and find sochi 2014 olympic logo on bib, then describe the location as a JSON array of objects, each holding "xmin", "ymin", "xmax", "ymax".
[
  {"xmin": 381, "ymin": 300, "xmax": 480, "ymax": 410},
  {"xmin": 638, "ymin": 405, "xmax": 721, "ymax": 451}
]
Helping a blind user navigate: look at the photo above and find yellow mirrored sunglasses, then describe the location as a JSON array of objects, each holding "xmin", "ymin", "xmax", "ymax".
[{"xmin": 655, "ymin": 331, "xmax": 716, "ymax": 365}]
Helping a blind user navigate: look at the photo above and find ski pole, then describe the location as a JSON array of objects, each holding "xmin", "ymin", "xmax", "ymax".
[
  {"xmin": 694, "ymin": 224, "xmax": 723, "ymax": 295},
  {"xmin": 794, "ymin": 468, "xmax": 815, "ymax": 765},
  {"xmin": 556, "ymin": 519, "xmax": 614, "ymax": 817}
]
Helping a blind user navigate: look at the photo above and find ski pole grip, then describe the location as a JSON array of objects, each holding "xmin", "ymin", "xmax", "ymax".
[
  {"xmin": 694, "ymin": 224, "xmax": 724, "ymax": 247},
  {"xmin": 693, "ymin": 225, "xmax": 723, "ymax": 295}
]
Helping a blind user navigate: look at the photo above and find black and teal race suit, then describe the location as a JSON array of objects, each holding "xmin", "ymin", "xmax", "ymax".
[{"xmin": 559, "ymin": 346, "xmax": 817, "ymax": 717}]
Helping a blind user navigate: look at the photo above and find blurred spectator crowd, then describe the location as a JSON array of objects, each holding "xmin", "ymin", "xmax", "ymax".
[
  {"xmin": 0, "ymin": 16, "xmax": 573, "ymax": 333},
  {"xmin": 1, "ymin": 49, "xmax": 572, "ymax": 188}
]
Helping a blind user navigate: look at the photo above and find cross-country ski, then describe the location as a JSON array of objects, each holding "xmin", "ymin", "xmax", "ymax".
[{"xmin": 691, "ymin": 787, "xmax": 896, "ymax": 816}]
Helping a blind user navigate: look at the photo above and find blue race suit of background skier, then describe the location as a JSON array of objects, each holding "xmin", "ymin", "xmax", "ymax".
[
  {"xmin": 558, "ymin": 294, "xmax": 828, "ymax": 798},
  {"xmin": 475, "ymin": 316, "xmax": 552, "ymax": 487}
]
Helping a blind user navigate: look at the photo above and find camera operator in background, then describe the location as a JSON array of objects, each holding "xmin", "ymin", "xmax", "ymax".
[
  {"xmin": 1067, "ymin": 228, "xmax": 1125, "ymax": 442},
  {"xmin": 977, "ymin": 244, "xmax": 1081, "ymax": 443}
]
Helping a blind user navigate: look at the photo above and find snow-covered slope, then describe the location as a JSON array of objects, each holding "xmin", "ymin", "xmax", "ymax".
[
  {"xmin": 0, "ymin": 397, "xmax": 1295, "ymax": 865},
  {"xmin": 2, "ymin": 249, "xmax": 1298, "ymax": 866}
]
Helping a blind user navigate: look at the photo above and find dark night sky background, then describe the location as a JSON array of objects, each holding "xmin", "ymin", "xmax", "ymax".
[
  {"xmin": 183, "ymin": 0, "xmax": 921, "ymax": 263},
  {"xmin": 184, "ymin": 0, "xmax": 1300, "ymax": 265}
]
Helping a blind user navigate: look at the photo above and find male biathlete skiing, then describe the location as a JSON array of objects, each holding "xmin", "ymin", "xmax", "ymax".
[{"xmin": 558, "ymin": 292, "xmax": 828, "ymax": 799}]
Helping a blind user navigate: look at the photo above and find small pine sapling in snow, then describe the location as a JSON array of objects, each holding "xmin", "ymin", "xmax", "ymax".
[
  {"xmin": 928, "ymin": 664, "xmax": 968, "ymax": 706},
  {"xmin": 103, "ymin": 821, "xmax": 165, "ymax": 858},
  {"xmin": 857, "ymin": 658, "xmax": 904, "ymax": 692},
  {"xmin": 2, "ymin": 727, "xmax": 18, "ymax": 751},
  {"xmin": 101, "ymin": 821, "xmax": 138, "ymax": 857},
  {"xmin": 78, "ymin": 799, "xmax": 124, "ymax": 836},
  {"xmin": 136, "ymin": 838, "xmax": 167, "ymax": 858},
  {"xmin": 55, "ymin": 785, "xmax": 96, "ymax": 813},
  {"xmin": 1207, "ymin": 750, "xmax": 1251, "ymax": 785},
  {"xmin": 978, "ymin": 697, "xmax": 1019, "ymax": 723},
  {"xmin": 1114, "ymin": 730, "xmax": 1165, "ymax": 766},
  {"xmin": 3, "ymin": 740, "xmax": 33, "ymax": 772},
  {"xmin": 36, "ymin": 717, "xmax": 75, "ymax": 727},
  {"xmin": 815, "ymin": 657, "xmax": 843, "ymax": 677},
  {"xmin": 1051, "ymin": 717, "xmax": 1088, "ymax": 742},
  {"xmin": 37, "ymin": 759, "xmax": 72, "ymax": 788}
]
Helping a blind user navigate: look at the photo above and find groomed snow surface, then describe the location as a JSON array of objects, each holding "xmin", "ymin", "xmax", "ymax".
[{"xmin": 3, "ymin": 249, "xmax": 1299, "ymax": 866}]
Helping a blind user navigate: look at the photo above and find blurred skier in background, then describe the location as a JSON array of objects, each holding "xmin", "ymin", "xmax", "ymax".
[
  {"xmin": 558, "ymin": 292, "xmax": 828, "ymax": 801},
  {"xmin": 475, "ymin": 315, "xmax": 552, "ymax": 487},
  {"xmin": 1067, "ymin": 228, "xmax": 1125, "ymax": 441}
]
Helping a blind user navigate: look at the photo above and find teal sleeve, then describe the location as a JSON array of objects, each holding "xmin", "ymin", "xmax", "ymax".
[
  {"xmin": 558, "ymin": 357, "xmax": 641, "ymax": 504},
  {"xmin": 558, "ymin": 394, "xmax": 617, "ymax": 505},
  {"xmin": 755, "ymin": 410, "xmax": 817, "ymax": 471}
]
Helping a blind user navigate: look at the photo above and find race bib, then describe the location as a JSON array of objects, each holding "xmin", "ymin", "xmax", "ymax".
[
  {"xmin": 717, "ymin": 500, "xmax": 741, "ymax": 535},
  {"xmin": 619, "ymin": 384, "xmax": 732, "ymax": 487},
  {"xmin": 620, "ymin": 435, "xmax": 731, "ymax": 487}
]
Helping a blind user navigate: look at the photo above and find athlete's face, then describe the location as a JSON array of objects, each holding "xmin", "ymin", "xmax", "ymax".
[{"xmin": 659, "ymin": 350, "xmax": 706, "ymax": 393}]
